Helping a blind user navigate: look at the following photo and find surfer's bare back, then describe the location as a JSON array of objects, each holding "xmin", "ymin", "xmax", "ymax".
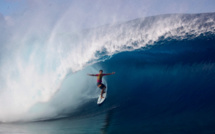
[{"xmin": 88, "ymin": 70, "xmax": 115, "ymax": 98}]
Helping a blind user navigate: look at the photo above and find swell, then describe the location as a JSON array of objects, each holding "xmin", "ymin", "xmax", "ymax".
[{"xmin": 0, "ymin": 12, "xmax": 215, "ymax": 122}]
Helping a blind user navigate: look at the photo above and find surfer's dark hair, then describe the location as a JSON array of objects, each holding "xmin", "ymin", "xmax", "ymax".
[{"xmin": 99, "ymin": 70, "xmax": 103, "ymax": 72}]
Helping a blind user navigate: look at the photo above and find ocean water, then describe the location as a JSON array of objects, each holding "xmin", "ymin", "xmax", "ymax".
[{"xmin": 0, "ymin": 13, "xmax": 215, "ymax": 134}]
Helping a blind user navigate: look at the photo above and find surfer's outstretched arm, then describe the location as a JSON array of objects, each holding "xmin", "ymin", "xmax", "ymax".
[
  {"xmin": 88, "ymin": 74, "xmax": 97, "ymax": 76},
  {"xmin": 104, "ymin": 72, "xmax": 115, "ymax": 75},
  {"xmin": 88, "ymin": 72, "xmax": 115, "ymax": 76}
]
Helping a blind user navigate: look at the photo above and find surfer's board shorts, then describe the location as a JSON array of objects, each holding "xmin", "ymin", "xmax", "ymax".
[{"xmin": 97, "ymin": 83, "xmax": 106, "ymax": 89}]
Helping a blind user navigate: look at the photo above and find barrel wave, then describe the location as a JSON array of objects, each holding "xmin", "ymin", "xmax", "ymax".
[{"xmin": 0, "ymin": 12, "xmax": 215, "ymax": 133}]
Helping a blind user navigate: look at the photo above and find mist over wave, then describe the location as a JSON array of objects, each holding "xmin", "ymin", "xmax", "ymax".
[{"xmin": 0, "ymin": 11, "xmax": 215, "ymax": 122}]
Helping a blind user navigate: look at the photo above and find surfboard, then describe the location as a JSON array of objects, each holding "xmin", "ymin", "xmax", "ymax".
[{"xmin": 97, "ymin": 90, "xmax": 107, "ymax": 104}]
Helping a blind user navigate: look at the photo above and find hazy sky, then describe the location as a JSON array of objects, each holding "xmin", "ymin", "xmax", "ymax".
[{"xmin": 0, "ymin": 0, "xmax": 215, "ymax": 28}]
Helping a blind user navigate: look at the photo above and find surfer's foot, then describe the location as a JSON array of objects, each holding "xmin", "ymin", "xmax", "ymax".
[{"xmin": 101, "ymin": 96, "xmax": 104, "ymax": 98}]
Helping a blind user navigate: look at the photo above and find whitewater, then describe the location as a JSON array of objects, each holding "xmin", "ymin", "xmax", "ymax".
[{"xmin": 0, "ymin": 11, "xmax": 215, "ymax": 131}]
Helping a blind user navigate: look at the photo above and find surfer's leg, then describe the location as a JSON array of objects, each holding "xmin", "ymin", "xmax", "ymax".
[
  {"xmin": 101, "ymin": 87, "xmax": 106, "ymax": 98},
  {"xmin": 97, "ymin": 82, "xmax": 102, "ymax": 88},
  {"xmin": 99, "ymin": 84, "xmax": 106, "ymax": 98}
]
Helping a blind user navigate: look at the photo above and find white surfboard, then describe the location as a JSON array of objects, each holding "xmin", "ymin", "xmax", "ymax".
[{"xmin": 97, "ymin": 90, "xmax": 107, "ymax": 104}]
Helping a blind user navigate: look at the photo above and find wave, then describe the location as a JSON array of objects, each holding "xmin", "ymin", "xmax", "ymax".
[{"xmin": 0, "ymin": 12, "xmax": 215, "ymax": 122}]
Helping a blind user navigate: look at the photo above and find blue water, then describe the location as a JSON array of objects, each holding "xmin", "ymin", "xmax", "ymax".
[{"xmin": 1, "ymin": 13, "xmax": 215, "ymax": 134}]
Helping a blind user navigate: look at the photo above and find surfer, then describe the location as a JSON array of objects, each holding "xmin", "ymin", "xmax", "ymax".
[{"xmin": 88, "ymin": 70, "xmax": 115, "ymax": 98}]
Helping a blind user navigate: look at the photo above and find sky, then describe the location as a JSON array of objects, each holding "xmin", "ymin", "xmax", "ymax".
[{"xmin": 0, "ymin": 0, "xmax": 215, "ymax": 29}]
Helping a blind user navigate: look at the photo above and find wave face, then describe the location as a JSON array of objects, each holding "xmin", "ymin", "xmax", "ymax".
[
  {"xmin": 85, "ymin": 37, "xmax": 215, "ymax": 134},
  {"xmin": 0, "ymin": 12, "xmax": 215, "ymax": 122}
]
